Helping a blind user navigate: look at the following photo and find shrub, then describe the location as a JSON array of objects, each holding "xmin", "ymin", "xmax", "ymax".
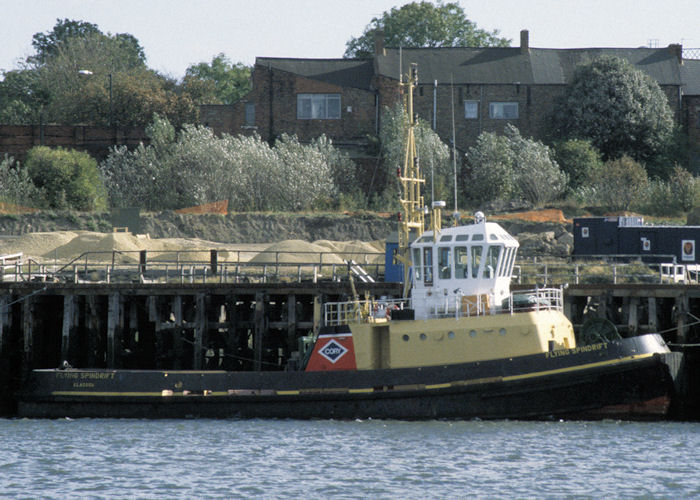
[
  {"xmin": 25, "ymin": 146, "xmax": 107, "ymax": 210},
  {"xmin": 466, "ymin": 125, "xmax": 567, "ymax": 206},
  {"xmin": 100, "ymin": 116, "xmax": 354, "ymax": 211},
  {"xmin": 552, "ymin": 139, "xmax": 603, "ymax": 191},
  {"xmin": 586, "ymin": 155, "xmax": 648, "ymax": 211},
  {"xmin": 0, "ymin": 155, "xmax": 42, "ymax": 206}
]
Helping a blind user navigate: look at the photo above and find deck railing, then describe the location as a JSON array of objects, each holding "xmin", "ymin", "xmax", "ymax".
[{"xmin": 323, "ymin": 287, "xmax": 563, "ymax": 326}]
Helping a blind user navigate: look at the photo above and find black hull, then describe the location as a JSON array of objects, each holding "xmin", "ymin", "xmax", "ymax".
[{"xmin": 17, "ymin": 334, "xmax": 677, "ymax": 420}]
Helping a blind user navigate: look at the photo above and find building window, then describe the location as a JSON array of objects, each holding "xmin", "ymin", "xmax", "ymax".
[
  {"xmin": 489, "ymin": 102, "xmax": 519, "ymax": 119},
  {"xmin": 464, "ymin": 101, "xmax": 479, "ymax": 119},
  {"xmin": 297, "ymin": 94, "xmax": 341, "ymax": 119},
  {"xmin": 245, "ymin": 102, "xmax": 255, "ymax": 126}
]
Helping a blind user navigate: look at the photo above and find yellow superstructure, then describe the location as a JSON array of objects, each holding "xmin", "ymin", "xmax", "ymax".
[{"xmin": 349, "ymin": 309, "xmax": 575, "ymax": 370}]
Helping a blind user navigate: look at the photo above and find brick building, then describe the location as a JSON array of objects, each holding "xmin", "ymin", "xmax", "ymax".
[{"xmin": 208, "ymin": 30, "xmax": 699, "ymax": 168}]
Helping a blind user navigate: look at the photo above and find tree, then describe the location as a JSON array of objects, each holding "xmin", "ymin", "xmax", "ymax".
[
  {"xmin": 465, "ymin": 125, "xmax": 567, "ymax": 206},
  {"xmin": 378, "ymin": 102, "xmax": 451, "ymax": 208},
  {"xmin": 184, "ymin": 54, "xmax": 252, "ymax": 104},
  {"xmin": 0, "ymin": 19, "xmax": 196, "ymax": 127},
  {"xmin": 552, "ymin": 139, "xmax": 603, "ymax": 191},
  {"xmin": 30, "ymin": 19, "xmax": 102, "ymax": 64},
  {"xmin": 25, "ymin": 146, "xmax": 107, "ymax": 210},
  {"xmin": 551, "ymin": 56, "xmax": 674, "ymax": 167},
  {"xmin": 0, "ymin": 68, "xmax": 49, "ymax": 124},
  {"xmin": 344, "ymin": 1, "xmax": 510, "ymax": 58}
]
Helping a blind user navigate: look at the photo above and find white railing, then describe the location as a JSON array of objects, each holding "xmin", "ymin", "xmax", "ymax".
[
  {"xmin": 323, "ymin": 287, "xmax": 564, "ymax": 326},
  {"xmin": 324, "ymin": 298, "xmax": 410, "ymax": 326}
]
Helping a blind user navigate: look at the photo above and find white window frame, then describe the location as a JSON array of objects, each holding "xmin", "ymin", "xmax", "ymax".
[
  {"xmin": 489, "ymin": 102, "xmax": 519, "ymax": 119},
  {"xmin": 297, "ymin": 94, "xmax": 341, "ymax": 119},
  {"xmin": 464, "ymin": 101, "xmax": 479, "ymax": 119}
]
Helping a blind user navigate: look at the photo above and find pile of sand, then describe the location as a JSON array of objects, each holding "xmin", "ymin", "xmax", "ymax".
[
  {"xmin": 0, "ymin": 231, "xmax": 79, "ymax": 261},
  {"xmin": 0, "ymin": 231, "xmax": 382, "ymax": 267},
  {"xmin": 313, "ymin": 240, "xmax": 384, "ymax": 264},
  {"xmin": 250, "ymin": 240, "xmax": 346, "ymax": 265}
]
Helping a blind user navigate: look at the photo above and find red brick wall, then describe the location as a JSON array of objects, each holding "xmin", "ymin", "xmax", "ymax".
[
  {"xmin": 0, "ymin": 124, "xmax": 148, "ymax": 162},
  {"xmin": 213, "ymin": 65, "xmax": 378, "ymax": 143}
]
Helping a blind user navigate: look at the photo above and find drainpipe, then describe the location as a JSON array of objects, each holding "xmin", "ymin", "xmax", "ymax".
[{"xmin": 433, "ymin": 80, "xmax": 437, "ymax": 130}]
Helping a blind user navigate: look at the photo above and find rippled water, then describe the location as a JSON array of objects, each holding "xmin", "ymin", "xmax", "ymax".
[{"xmin": 0, "ymin": 419, "xmax": 698, "ymax": 499}]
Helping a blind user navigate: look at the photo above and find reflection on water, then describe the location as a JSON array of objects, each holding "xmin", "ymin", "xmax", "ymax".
[{"xmin": 0, "ymin": 419, "xmax": 698, "ymax": 498}]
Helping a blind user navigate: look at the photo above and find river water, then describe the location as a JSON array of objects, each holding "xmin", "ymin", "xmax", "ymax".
[{"xmin": 0, "ymin": 419, "xmax": 698, "ymax": 499}]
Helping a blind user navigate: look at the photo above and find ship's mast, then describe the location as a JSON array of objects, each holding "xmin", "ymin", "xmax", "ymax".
[{"xmin": 397, "ymin": 63, "xmax": 425, "ymax": 287}]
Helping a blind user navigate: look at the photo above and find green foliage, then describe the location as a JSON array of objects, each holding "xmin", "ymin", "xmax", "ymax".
[
  {"xmin": 552, "ymin": 139, "xmax": 603, "ymax": 191},
  {"xmin": 0, "ymin": 19, "xmax": 196, "ymax": 127},
  {"xmin": 30, "ymin": 19, "xmax": 101, "ymax": 64},
  {"xmin": 99, "ymin": 116, "xmax": 353, "ymax": 211},
  {"xmin": 551, "ymin": 56, "xmax": 674, "ymax": 166},
  {"xmin": 583, "ymin": 155, "xmax": 648, "ymax": 211},
  {"xmin": 183, "ymin": 54, "xmax": 252, "ymax": 104},
  {"xmin": 0, "ymin": 68, "xmax": 49, "ymax": 124},
  {"xmin": 378, "ymin": 102, "xmax": 451, "ymax": 207},
  {"xmin": 25, "ymin": 146, "xmax": 107, "ymax": 210},
  {"xmin": 344, "ymin": 1, "xmax": 510, "ymax": 58},
  {"xmin": 465, "ymin": 125, "xmax": 567, "ymax": 206},
  {"xmin": 464, "ymin": 131, "xmax": 513, "ymax": 204},
  {"xmin": 668, "ymin": 165, "xmax": 697, "ymax": 211},
  {"xmin": 0, "ymin": 155, "xmax": 42, "ymax": 205}
]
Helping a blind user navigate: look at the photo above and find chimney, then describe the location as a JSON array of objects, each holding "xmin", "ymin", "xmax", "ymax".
[
  {"xmin": 374, "ymin": 30, "xmax": 386, "ymax": 57},
  {"xmin": 668, "ymin": 43, "xmax": 683, "ymax": 64},
  {"xmin": 520, "ymin": 30, "xmax": 529, "ymax": 54}
]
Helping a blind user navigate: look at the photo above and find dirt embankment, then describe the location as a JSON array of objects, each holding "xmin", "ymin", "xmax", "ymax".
[{"xmin": 0, "ymin": 210, "xmax": 574, "ymax": 258}]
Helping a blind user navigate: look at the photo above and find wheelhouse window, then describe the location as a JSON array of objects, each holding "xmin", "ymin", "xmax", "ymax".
[
  {"xmin": 412, "ymin": 248, "xmax": 422, "ymax": 281},
  {"xmin": 297, "ymin": 94, "xmax": 341, "ymax": 119},
  {"xmin": 455, "ymin": 246, "xmax": 468, "ymax": 279},
  {"xmin": 423, "ymin": 247, "xmax": 433, "ymax": 285},
  {"xmin": 438, "ymin": 247, "xmax": 451, "ymax": 279},
  {"xmin": 489, "ymin": 102, "xmax": 518, "ymax": 119},
  {"xmin": 471, "ymin": 246, "xmax": 483, "ymax": 278},
  {"xmin": 485, "ymin": 245, "xmax": 502, "ymax": 278},
  {"xmin": 464, "ymin": 101, "xmax": 479, "ymax": 119}
]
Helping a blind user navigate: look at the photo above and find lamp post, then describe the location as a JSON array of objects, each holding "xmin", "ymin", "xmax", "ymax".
[{"xmin": 78, "ymin": 70, "xmax": 112, "ymax": 126}]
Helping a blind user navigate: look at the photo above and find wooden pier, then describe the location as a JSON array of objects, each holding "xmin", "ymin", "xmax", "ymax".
[{"xmin": 1, "ymin": 280, "xmax": 699, "ymax": 418}]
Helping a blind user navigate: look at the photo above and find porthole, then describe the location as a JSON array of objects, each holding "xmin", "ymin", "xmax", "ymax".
[
  {"xmin": 448, "ymin": 331, "xmax": 455, "ymax": 339},
  {"xmin": 420, "ymin": 333, "xmax": 427, "ymax": 341},
  {"xmin": 402, "ymin": 334, "xmax": 410, "ymax": 342},
  {"xmin": 499, "ymin": 328, "xmax": 507, "ymax": 336},
  {"xmin": 469, "ymin": 330, "xmax": 477, "ymax": 338}
]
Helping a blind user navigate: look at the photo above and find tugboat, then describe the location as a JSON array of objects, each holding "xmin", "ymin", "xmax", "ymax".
[{"xmin": 17, "ymin": 65, "xmax": 677, "ymax": 420}]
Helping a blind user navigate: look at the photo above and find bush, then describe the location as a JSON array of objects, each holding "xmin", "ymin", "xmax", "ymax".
[
  {"xmin": 100, "ymin": 115, "xmax": 353, "ymax": 211},
  {"xmin": 466, "ymin": 125, "xmax": 567, "ymax": 207},
  {"xmin": 552, "ymin": 139, "xmax": 603, "ymax": 191},
  {"xmin": 585, "ymin": 155, "xmax": 648, "ymax": 211},
  {"xmin": 25, "ymin": 146, "xmax": 107, "ymax": 210},
  {"xmin": 0, "ymin": 155, "xmax": 42, "ymax": 206}
]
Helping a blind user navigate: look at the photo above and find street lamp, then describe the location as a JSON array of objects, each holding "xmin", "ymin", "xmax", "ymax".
[{"xmin": 78, "ymin": 70, "xmax": 112, "ymax": 127}]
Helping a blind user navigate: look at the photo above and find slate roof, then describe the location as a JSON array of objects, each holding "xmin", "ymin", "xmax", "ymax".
[
  {"xmin": 255, "ymin": 57, "xmax": 375, "ymax": 90},
  {"xmin": 376, "ymin": 47, "xmax": 683, "ymax": 85},
  {"xmin": 256, "ymin": 46, "xmax": 688, "ymax": 90}
]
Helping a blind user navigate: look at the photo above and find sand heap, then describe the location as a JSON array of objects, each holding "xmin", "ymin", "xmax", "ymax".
[{"xmin": 0, "ymin": 231, "xmax": 384, "ymax": 266}]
